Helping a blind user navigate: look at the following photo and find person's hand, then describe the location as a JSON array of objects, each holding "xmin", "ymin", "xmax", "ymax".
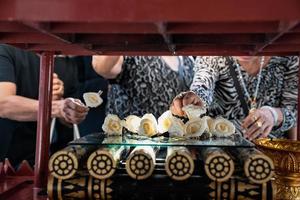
[
  {"xmin": 61, "ymin": 98, "xmax": 89, "ymax": 124},
  {"xmin": 52, "ymin": 73, "xmax": 64, "ymax": 100},
  {"xmin": 242, "ymin": 108, "xmax": 275, "ymax": 141},
  {"xmin": 170, "ymin": 91, "xmax": 203, "ymax": 117},
  {"xmin": 51, "ymin": 100, "xmax": 63, "ymax": 118}
]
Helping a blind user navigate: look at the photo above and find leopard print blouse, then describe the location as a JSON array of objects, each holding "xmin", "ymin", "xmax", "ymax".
[
  {"xmin": 107, "ymin": 56, "xmax": 195, "ymax": 119},
  {"xmin": 191, "ymin": 56, "xmax": 299, "ymax": 138}
]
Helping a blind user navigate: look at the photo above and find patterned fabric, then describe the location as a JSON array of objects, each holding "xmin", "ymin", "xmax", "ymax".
[
  {"xmin": 107, "ymin": 56, "xmax": 194, "ymax": 119},
  {"xmin": 191, "ymin": 56, "xmax": 299, "ymax": 138}
]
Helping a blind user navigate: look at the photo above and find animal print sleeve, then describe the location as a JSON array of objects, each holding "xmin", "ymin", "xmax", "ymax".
[
  {"xmin": 276, "ymin": 56, "xmax": 299, "ymax": 133},
  {"xmin": 181, "ymin": 56, "xmax": 195, "ymax": 88},
  {"xmin": 190, "ymin": 56, "xmax": 221, "ymax": 106}
]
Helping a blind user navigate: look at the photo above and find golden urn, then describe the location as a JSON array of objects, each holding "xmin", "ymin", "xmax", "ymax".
[{"xmin": 255, "ymin": 138, "xmax": 300, "ymax": 200}]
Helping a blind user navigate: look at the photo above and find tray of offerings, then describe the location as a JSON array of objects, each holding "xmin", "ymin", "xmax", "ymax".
[{"xmin": 47, "ymin": 112, "xmax": 275, "ymax": 199}]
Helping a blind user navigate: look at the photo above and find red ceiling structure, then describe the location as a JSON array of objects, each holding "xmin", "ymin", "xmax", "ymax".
[
  {"xmin": 0, "ymin": 0, "xmax": 300, "ymax": 55},
  {"xmin": 0, "ymin": 0, "xmax": 300, "ymax": 198}
]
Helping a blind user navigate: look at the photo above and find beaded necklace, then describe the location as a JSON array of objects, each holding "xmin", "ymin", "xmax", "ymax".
[{"xmin": 235, "ymin": 56, "xmax": 265, "ymax": 112}]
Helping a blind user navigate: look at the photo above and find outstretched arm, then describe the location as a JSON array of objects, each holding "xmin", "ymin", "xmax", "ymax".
[{"xmin": 92, "ymin": 56, "xmax": 123, "ymax": 79}]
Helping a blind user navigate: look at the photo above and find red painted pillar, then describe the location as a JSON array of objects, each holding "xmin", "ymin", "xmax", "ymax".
[{"xmin": 34, "ymin": 52, "xmax": 54, "ymax": 192}]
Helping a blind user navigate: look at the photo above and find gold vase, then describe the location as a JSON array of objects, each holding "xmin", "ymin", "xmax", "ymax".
[{"xmin": 254, "ymin": 138, "xmax": 300, "ymax": 200}]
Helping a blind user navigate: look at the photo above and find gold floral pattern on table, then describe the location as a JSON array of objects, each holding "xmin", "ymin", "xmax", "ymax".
[{"xmin": 254, "ymin": 138, "xmax": 300, "ymax": 200}]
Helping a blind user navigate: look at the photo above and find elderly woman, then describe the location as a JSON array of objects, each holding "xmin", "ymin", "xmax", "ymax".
[{"xmin": 171, "ymin": 56, "xmax": 298, "ymax": 140}]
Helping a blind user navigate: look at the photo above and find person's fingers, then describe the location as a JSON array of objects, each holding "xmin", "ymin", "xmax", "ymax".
[
  {"xmin": 52, "ymin": 83, "xmax": 64, "ymax": 100},
  {"xmin": 52, "ymin": 84, "xmax": 63, "ymax": 96},
  {"xmin": 52, "ymin": 75, "xmax": 63, "ymax": 86},
  {"xmin": 52, "ymin": 95, "xmax": 60, "ymax": 101},
  {"xmin": 63, "ymin": 107, "xmax": 88, "ymax": 119},
  {"xmin": 63, "ymin": 102, "xmax": 88, "ymax": 123},
  {"xmin": 74, "ymin": 98, "xmax": 85, "ymax": 106},
  {"xmin": 245, "ymin": 124, "xmax": 260, "ymax": 139},
  {"xmin": 182, "ymin": 92, "xmax": 196, "ymax": 106},
  {"xmin": 52, "ymin": 87, "xmax": 64, "ymax": 95},
  {"xmin": 248, "ymin": 129, "xmax": 261, "ymax": 141},
  {"xmin": 65, "ymin": 98, "xmax": 89, "ymax": 112},
  {"xmin": 242, "ymin": 113, "xmax": 260, "ymax": 129},
  {"xmin": 64, "ymin": 114, "xmax": 87, "ymax": 124},
  {"xmin": 246, "ymin": 121, "xmax": 267, "ymax": 140},
  {"xmin": 191, "ymin": 97, "xmax": 203, "ymax": 107},
  {"xmin": 171, "ymin": 98, "xmax": 184, "ymax": 116},
  {"xmin": 52, "ymin": 77, "xmax": 61, "ymax": 85},
  {"xmin": 52, "ymin": 84, "xmax": 60, "ymax": 90},
  {"xmin": 261, "ymin": 125, "xmax": 272, "ymax": 138}
]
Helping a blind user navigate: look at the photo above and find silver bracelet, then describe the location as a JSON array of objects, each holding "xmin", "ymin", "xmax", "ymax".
[{"xmin": 261, "ymin": 106, "xmax": 278, "ymax": 126}]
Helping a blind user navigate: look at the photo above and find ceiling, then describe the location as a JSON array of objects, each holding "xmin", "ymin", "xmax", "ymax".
[{"xmin": 1, "ymin": 0, "xmax": 300, "ymax": 55}]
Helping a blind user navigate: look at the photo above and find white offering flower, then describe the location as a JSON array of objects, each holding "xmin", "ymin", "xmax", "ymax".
[
  {"xmin": 139, "ymin": 113, "xmax": 158, "ymax": 137},
  {"xmin": 168, "ymin": 117, "xmax": 185, "ymax": 137},
  {"xmin": 182, "ymin": 104, "xmax": 206, "ymax": 119},
  {"xmin": 158, "ymin": 110, "xmax": 173, "ymax": 134},
  {"xmin": 142, "ymin": 113, "xmax": 157, "ymax": 122},
  {"xmin": 202, "ymin": 116, "xmax": 214, "ymax": 137},
  {"xmin": 184, "ymin": 118, "xmax": 207, "ymax": 138},
  {"xmin": 210, "ymin": 117, "xmax": 235, "ymax": 137},
  {"xmin": 123, "ymin": 115, "xmax": 142, "ymax": 133},
  {"xmin": 83, "ymin": 92, "xmax": 103, "ymax": 108},
  {"xmin": 102, "ymin": 114, "xmax": 123, "ymax": 136}
]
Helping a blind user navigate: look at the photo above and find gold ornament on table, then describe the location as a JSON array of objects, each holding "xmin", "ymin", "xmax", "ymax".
[{"xmin": 254, "ymin": 138, "xmax": 300, "ymax": 200}]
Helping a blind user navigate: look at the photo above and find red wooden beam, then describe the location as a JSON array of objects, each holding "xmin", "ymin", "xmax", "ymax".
[
  {"xmin": 254, "ymin": 20, "xmax": 299, "ymax": 54},
  {"xmin": 274, "ymin": 33, "xmax": 300, "ymax": 44},
  {"xmin": 51, "ymin": 22, "xmax": 158, "ymax": 34},
  {"xmin": 292, "ymin": 24, "xmax": 300, "ymax": 33},
  {"xmin": 92, "ymin": 43, "xmax": 169, "ymax": 54},
  {"xmin": 76, "ymin": 34, "xmax": 164, "ymax": 45},
  {"xmin": 34, "ymin": 52, "xmax": 53, "ymax": 192},
  {"xmin": 0, "ymin": 0, "xmax": 300, "ymax": 22},
  {"xmin": 92, "ymin": 43, "xmax": 255, "ymax": 55},
  {"xmin": 156, "ymin": 22, "xmax": 175, "ymax": 53},
  {"xmin": 22, "ymin": 22, "xmax": 73, "ymax": 44},
  {"xmin": 74, "ymin": 33, "xmax": 266, "ymax": 46},
  {"xmin": 10, "ymin": 43, "xmax": 299, "ymax": 55},
  {"xmin": 0, "ymin": 33, "xmax": 63, "ymax": 44},
  {"xmin": 173, "ymin": 34, "xmax": 266, "ymax": 44},
  {"xmin": 21, "ymin": 22, "xmax": 98, "ymax": 55},
  {"xmin": 27, "ymin": 43, "xmax": 95, "ymax": 55},
  {"xmin": 175, "ymin": 44, "xmax": 254, "ymax": 54},
  {"xmin": 167, "ymin": 22, "xmax": 280, "ymax": 34},
  {"xmin": 263, "ymin": 44, "xmax": 300, "ymax": 52},
  {"xmin": 0, "ymin": 21, "xmax": 34, "ymax": 32}
]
